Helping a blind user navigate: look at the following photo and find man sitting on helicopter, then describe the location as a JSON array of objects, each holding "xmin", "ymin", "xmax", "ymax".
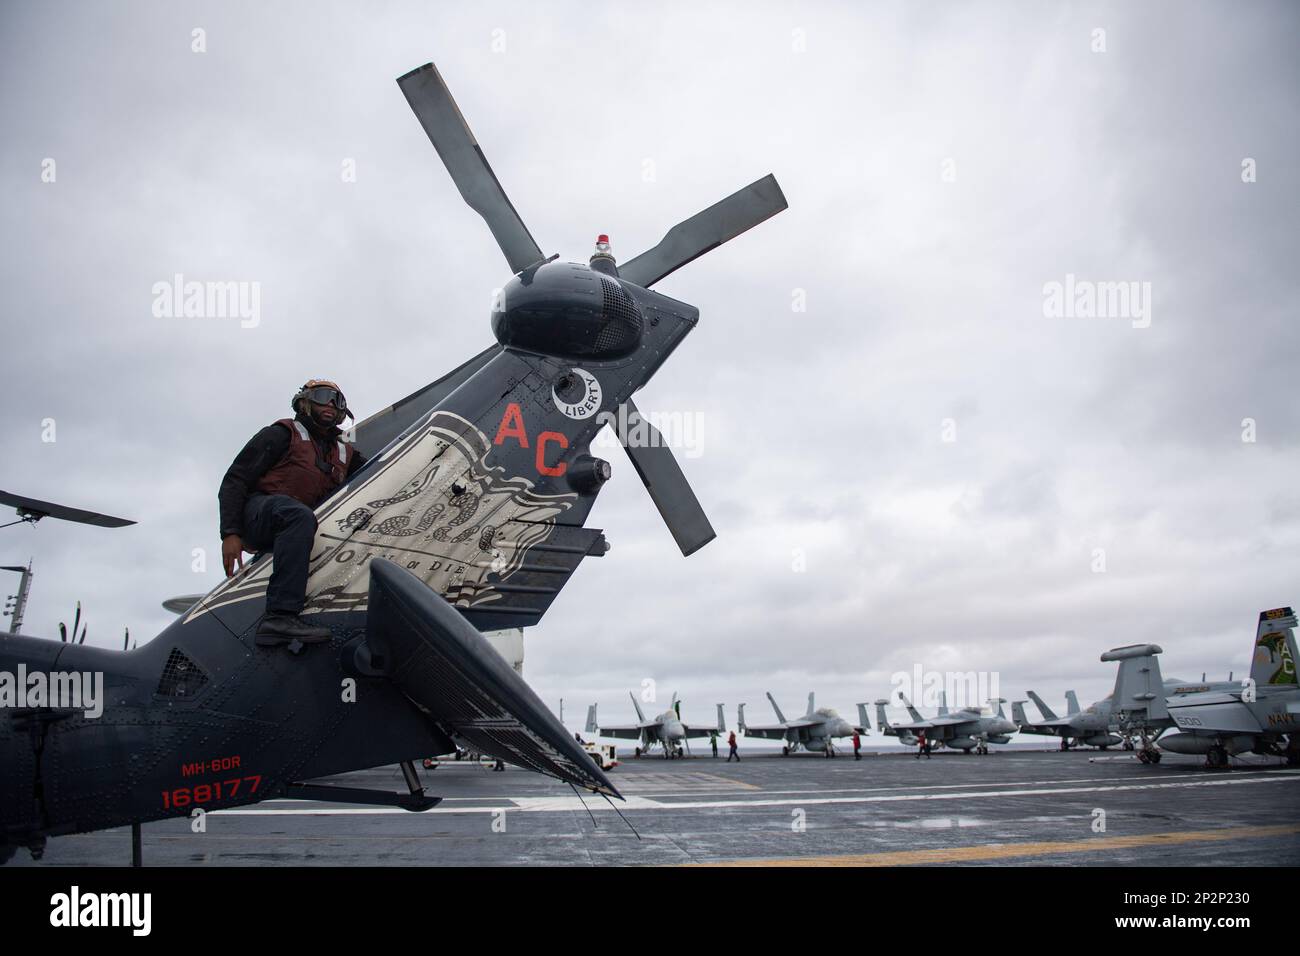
[{"xmin": 218, "ymin": 379, "xmax": 366, "ymax": 645}]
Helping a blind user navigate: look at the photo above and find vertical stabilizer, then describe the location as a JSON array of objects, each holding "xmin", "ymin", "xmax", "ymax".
[
  {"xmin": 1027, "ymin": 690, "xmax": 1059, "ymax": 721},
  {"xmin": 1012, "ymin": 700, "xmax": 1031, "ymax": 727},
  {"xmin": 1251, "ymin": 608, "xmax": 1298, "ymax": 688},
  {"xmin": 767, "ymin": 692, "xmax": 788, "ymax": 724},
  {"xmin": 1103, "ymin": 644, "xmax": 1168, "ymax": 725}
]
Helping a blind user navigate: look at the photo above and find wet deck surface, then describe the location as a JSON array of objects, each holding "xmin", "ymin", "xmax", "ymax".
[{"xmin": 20, "ymin": 749, "xmax": 1300, "ymax": 866}]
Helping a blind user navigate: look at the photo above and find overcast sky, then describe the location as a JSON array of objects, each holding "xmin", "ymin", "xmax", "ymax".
[{"xmin": 2, "ymin": 1, "xmax": 1296, "ymax": 744}]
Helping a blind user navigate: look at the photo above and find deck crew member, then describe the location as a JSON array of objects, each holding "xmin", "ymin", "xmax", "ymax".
[{"xmin": 219, "ymin": 379, "xmax": 366, "ymax": 644}]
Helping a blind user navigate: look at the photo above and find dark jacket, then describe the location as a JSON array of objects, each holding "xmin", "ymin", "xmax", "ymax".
[{"xmin": 219, "ymin": 414, "xmax": 366, "ymax": 537}]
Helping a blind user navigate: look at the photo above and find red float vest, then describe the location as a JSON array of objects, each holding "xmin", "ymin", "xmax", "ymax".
[{"xmin": 255, "ymin": 418, "xmax": 351, "ymax": 508}]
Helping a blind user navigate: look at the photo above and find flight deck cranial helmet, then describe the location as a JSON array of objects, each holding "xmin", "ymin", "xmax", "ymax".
[{"xmin": 292, "ymin": 379, "xmax": 353, "ymax": 427}]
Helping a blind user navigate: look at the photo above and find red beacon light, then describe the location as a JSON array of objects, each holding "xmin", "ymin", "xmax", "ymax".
[{"xmin": 588, "ymin": 233, "xmax": 618, "ymax": 276}]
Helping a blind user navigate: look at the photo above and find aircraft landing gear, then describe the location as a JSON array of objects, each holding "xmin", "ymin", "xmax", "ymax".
[
  {"xmin": 1059, "ymin": 738, "xmax": 1070, "ymax": 752},
  {"xmin": 1122, "ymin": 738, "xmax": 1135, "ymax": 750},
  {"xmin": 782, "ymin": 746, "xmax": 790, "ymax": 756},
  {"xmin": 1206, "ymin": 745, "xmax": 1229, "ymax": 769},
  {"xmin": 634, "ymin": 746, "xmax": 642, "ymax": 758}
]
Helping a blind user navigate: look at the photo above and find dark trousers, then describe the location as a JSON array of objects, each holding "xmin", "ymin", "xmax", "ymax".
[
  {"xmin": 727, "ymin": 746, "xmax": 739, "ymax": 762},
  {"xmin": 242, "ymin": 493, "xmax": 317, "ymax": 615}
]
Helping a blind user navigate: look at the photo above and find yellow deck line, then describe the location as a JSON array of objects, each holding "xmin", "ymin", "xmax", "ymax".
[{"xmin": 697, "ymin": 823, "xmax": 1300, "ymax": 866}]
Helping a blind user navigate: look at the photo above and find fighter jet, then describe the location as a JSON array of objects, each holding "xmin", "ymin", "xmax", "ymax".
[
  {"xmin": 1013, "ymin": 690, "xmax": 1123, "ymax": 751},
  {"xmin": 1104, "ymin": 608, "xmax": 1299, "ymax": 766},
  {"xmin": 1109, "ymin": 608, "xmax": 1300, "ymax": 768},
  {"xmin": 585, "ymin": 694, "xmax": 724, "ymax": 758},
  {"xmin": 873, "ymin": 694, "xmax": 1016, "ymax": 754},
  {"xmin": 738, "ymin": 692, "xmax": 862, "ymax": 755}
]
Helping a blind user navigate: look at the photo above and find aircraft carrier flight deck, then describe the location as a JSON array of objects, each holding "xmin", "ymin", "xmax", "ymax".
[{"xmin": 18, "ymin": 747, "xmax": 1300, "ymax": 867}]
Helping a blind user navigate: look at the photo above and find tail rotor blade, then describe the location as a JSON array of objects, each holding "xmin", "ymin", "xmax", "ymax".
[
  {"xmin": 397, "ymin": 62, "xmax": 544, "ymax": 275},
  {"xmin": 620, "ymin": 174, "xmax": 787, "ymax": 289},
  {"xmin": 617, "ymin": 398, "xmax": 715, "ymax": 556}
]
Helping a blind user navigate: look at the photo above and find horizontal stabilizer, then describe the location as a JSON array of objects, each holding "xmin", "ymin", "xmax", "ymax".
[{"xmin": 366, "ymin": 558, "xmax": 617, "ymax": 796}]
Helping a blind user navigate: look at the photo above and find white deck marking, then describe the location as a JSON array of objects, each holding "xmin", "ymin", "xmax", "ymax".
[{"xmin": 212, "ymin": 769, "xmax": 1300, "ymax": 816}]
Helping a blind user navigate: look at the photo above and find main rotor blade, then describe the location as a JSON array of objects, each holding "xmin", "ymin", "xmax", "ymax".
[
  {"xmin": 620, "ymin": 174, "xmax": 787, "ymax": 289},
  {"xmin": 0, "ymin": 490, "xmax": 134, "ymax": 528},
  {"xmin": 617, "ymin": 398, "xmax": 715, "ymax": 556},
  {"xmin": 397, "ymin": 62, "xmax": 544, "ymax": 275}
]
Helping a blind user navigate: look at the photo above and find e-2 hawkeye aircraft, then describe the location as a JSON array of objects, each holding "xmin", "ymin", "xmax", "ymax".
[
  {"xmin": 0, "ymin": 59, "xmax": 786, "ymax": 863},
  {"xmin": 585, "ymin": 693, "xmax": 725, "ymax": 758},
  {"xmin": 1013, "ymin": 690, "xmax": 1124, "ymax": 751},
  {"xmin": 1106, "ymin": 608, "xmax": 1300, "ymax": 768},
  {"xmin": 739, "ymin": 693, "xmax": 863, "ymax": 755},
  {"xmin": 873, "ymin": 693, "xmax": 1016, "ymax": 754}
]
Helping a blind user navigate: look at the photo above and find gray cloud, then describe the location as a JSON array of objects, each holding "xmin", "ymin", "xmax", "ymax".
[{"xmin": 2, "ymin": 1, "xmax": 1296, "ymax": 733}]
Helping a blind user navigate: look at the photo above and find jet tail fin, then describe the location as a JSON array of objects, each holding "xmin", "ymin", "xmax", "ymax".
[
  {"xmin": 900, "ymin": 693, "xmax": 923, "ymax": 723},
  {"xmin": 1027, "ymin": 690, "xmax": 1058, "ymax": 720},
  {"xmin": 585, "ymin": 704, "xmax": 598, "ymax": 735},
  {"xmin": 1012, "ymin": 700, "xmax": 1030, "ymax": 726},
  {"xmin": 1065, "ymin": 690, "xmax": 1080, "ymax": 716},
  {"xmin": 1251, "ymin": 607, "xmax": 1299, "ymax": 688},
  {"xmin": 806, "ymin": 691, "xmax": 815, "ymax": 717},
  {"xmin": 857, "ymin": 703, "xmax": 871, "ymax": 731},
  {"xmin": 937, "ymin": 691, "xmax": 948, "ymax": 716},
  {"xmin": 767, "ymin": 692, "xmax": 788, "ymax": 724},
  {"xmin": 715, "ymin": 703, "xmax": 726, "ymax": 733},
  {"xmin": 1102, "ymin": 643, "xmax": 1168, "ymax": 728},
  {"xmin": 737, "ymin": 702, "xmax": 748, "ymax": 732},
  {"xmin": 873, "ymin": 700, "xmax": 892, "ymax": 732},
  {"xmin": 364, "ymin": 558, "xmax": 618, "ymax": 797},
  {"xmin": 629, "ymin": 691, "xmax": 647, "ymax": 723}
]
